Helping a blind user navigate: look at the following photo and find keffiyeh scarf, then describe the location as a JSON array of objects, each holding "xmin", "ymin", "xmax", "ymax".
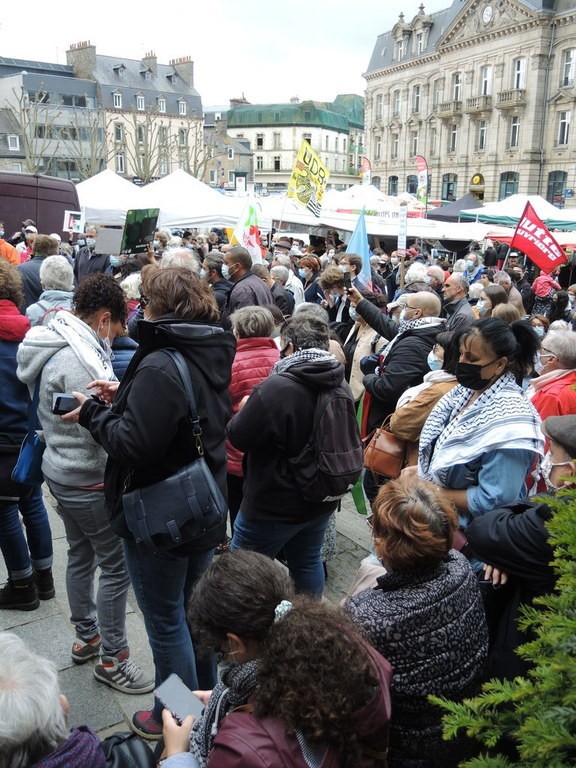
[
  {"xmin": 272, "ymin": 347, "xmax": 335, "ymax": 375},
  {"xmin": 419, "ymin": 372, "xmax": 544, "ymax": 487},
  {"xmin": 381, "ymin": 316, "xmax": 444, "ymax": 362},
  {"xmin": 48, "ymin": 312, "xmax": 116, "ymax": 381}
]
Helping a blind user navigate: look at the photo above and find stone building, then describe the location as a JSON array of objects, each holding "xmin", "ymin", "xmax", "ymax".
[
  {"xmin": 364, "ymin": 0, "xmax": 576, "ymax": 207},
  {"xmin": 226, "ymin": 95, "xmax": 365, "ymax": 193}
]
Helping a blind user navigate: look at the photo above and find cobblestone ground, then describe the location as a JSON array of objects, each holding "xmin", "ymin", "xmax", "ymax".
[{"xmin": 0, "ymin": 488, "xmax": 370, "ymax": 736}]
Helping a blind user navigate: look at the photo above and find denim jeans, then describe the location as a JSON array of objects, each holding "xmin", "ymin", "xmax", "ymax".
[
  {"xmin": 47, "ymin": 479, "xmax": 129, "ymax": 656},
  {"xmin": 0, "ymin": 485, "xmax": 53, "ymax": 580},
  {"xmin": 123, "ymin": 539, "xmax": 215, "ymax": 722},
  {"xmin": 231, "ymin": 509, "xmax": 333, "ymax": 597}
]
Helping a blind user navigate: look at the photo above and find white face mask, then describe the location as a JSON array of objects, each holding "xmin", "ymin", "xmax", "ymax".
[
  {"xmin": 476, "ymin": 299, "xmax": 487, "ymax": 316},
  {"xmin": 540, "ymin": 451, "xmax": 573, "ymax": 491},
  {"xmin": 398, "ymin": 308, "xmax": 406, "ymax": 324}
]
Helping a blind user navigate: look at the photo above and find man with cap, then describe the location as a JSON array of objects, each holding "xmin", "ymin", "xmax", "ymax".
[
  {"xmin": 466, "ymin": 414, "xmax": 576, "ymax": 680},
  {"xmin": 16, "ymin": 225, "xmax": 38, "ymax": 262}
]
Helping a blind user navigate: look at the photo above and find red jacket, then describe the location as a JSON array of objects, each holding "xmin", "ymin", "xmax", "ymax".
[
  {"xmin": 226, "ymin": 337, "xmax": 280, "ymax": 476},
  {"xmin": 208, "ymin": 646, "xmax": 392, "ymax": 768},
  {"xmin": 530, "ymin": 371, "xmax": 576, "ymax": 423}
]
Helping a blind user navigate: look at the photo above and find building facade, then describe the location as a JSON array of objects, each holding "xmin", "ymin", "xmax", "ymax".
[
  {"xmin": 226, "ymin": 95, "xmax": 365, "ymax": 193},
  {"xmin": 364, "ymin": 0, "xmax": 576, "ymax": 207}
]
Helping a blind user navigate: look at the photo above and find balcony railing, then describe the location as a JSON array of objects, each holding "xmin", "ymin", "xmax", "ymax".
[
  {"xmin": 497, "ymin": 89, "xmax": 527, "ymax": 108},
  {"xmin": 465, "ymin": 95, "xmax": 492, "ymax": 113},
  {"xmin": 436, "ymin": 100, "xmax": 463, "ymax": 118}
]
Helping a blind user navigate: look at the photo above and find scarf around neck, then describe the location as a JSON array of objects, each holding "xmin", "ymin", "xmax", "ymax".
[
  {"xmin": 381, "ymin": 316, "xmax": 443, "ymax": 362},
  {"xmin": 419, "ymin": 371, "xmax": 544, "ymax": 487},
  {"xmin": 525, "ymin": 368, "xmax": 575, "ymax": 399},
  {"xmin": 272, "ymin": 347, "xmax": 335, "ymax": 375},
  {"xmin": 48, "ymin": 312, "xmax": 116, "ymax": 382}
]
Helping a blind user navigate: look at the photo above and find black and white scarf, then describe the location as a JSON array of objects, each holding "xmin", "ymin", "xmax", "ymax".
[
  {"xmin": 272, "ymin": 347, "xmax": 335, "ymax": 375},
  {"xmin": 381, "ymin": 316, "xmax": 444, "ymax": 362},
  {"xmin": 419, "ymin": 372, "xmax": 544, "ymax": 487}
]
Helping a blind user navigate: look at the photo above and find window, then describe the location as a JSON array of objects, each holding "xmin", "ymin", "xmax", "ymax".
[
  {"xmin": 158, "ymin": 97, "xmax": 166, "ymax": 113},
  {"xmin": 392, "ymin": 89, "xmax": 401, "ymax": 117},
  {"xmin": 396, "ymin": 39, "xmax": 405, "ymax": 60},
  {"xmin": 343, "ymin": 138, "xmax": 347, "ymax": 153},
  {"xmin": 480, "ymin": 65, "xmax": 491, "ymax": 96},
  {"xmin": 547, "ymin": 170, "xmax": 568, "ymax": 205},
  {"xmin": 159, "ymin": 157, "xmax": 168, "ymax": 176},
  {"xmin": 114, "ymin": 123, "xmax": 124, "ymax": 142},
  {"xmin": 432, "ymin": 80, "xmax": 443, "ymax": 109},
  {"xmin": 391, "ymin": 133, "xmax": 399, "ymax": 159},
  {"xmin": 325, "ymin": 135, "xmax": 329, "ymax": 151},
  {"xmin": 388, "ymin": 175, "xmax": 399, "ymax": 195},
  {"xmin": 513, "ymin": 58, "xmax": 526, "ymax": 89},
  {"xmin": 178, "ymin": 128, "xmax": 187, "ymax": 147},
  {"xmin": 499, "ymin": 171, "xmax": 519, "ymax": 199},
  {"xmin": 210, "ymin": 170, "xmax": 217, "ymax": 184},
  {"xmin": 137, "ymin": 95, "xmax": 145, "ymax": 111},
  {"xmin": 137, "ymin": 125, "xmax": 145, "ymax": 145},
  {"xmin": 412, "ymin": 85, "xmax": 421, "ymax": 113},
  {"xmin": 375, "ymin": 136, "xmax": 382, "ymax": 160},
  {"xmin": 179, "ymin": 100, "xmax": 187, "ymax": 116},
  {"xmin": 410, "ymin": 131, "xmax": 419, "ymax": 156},
  {"xmin": 416, "ymin": 32, "xmax": 424, "ymax": 54},
  {"xmin": 406, "ymin": 174, "xmax": 418, "ymax": 194},
  {"xmin": 430, "ymin": 127, "xmax": 437, "ymax": 156},
  {"xmin": 227, "ymin": 147, "xmax": 234, "ymax": 160},
  {"xmin": 375, "ymin": 94, "xmax": 383, "ymax": 120},
  {"xmin": 273, "ymin": 156, "xmax": 281, "ymax": 171},
  {"xmin": 11, "ymin": 162, "xmax": 22, "ymax": 172},
  {"xmin": 452, "ymin": 73, "xmax": 462, "ymax": 102},
  {"xmin": 256, "ymin": 133, "xmax": 264, "ymax": 149},
  {"xmin": 477, "ymin": 120, "xmax": 487, "ymax": 150},
  {"xmin": 302, "ymin": 133, "xmax": 312, "ymax": 146},
  {"xmin": 158, "ymin": 126, "xmax": 168, "ymax": 145},
  {"xmin": 7, "ymin": 135, "xmax": 19, "ymax": 151},
  {"xmin": 228, "ymin": 170, "xmax": 235, "ymax": 184},
  {"xmin": 442, "ymin": 173, "xmax": 458, "ymax": 201},
  {"xmin": 557, "ymin": 111, "xmax": 570, "ymax": 145},
  {"xmin": 335, "ymin": 136, "xmax": 339, "ymax": 152},
  {"xmin": 256, "ymin": 155, "xmax": 263, "ymax": 170},
  {"xmin": 273, "ymin": 132, "xmax": 281, "ymax": 150},
  {"xmin": 509, "ymin": 116, "xmax": 520, "ymax": 148},
  {"xmin": 274, "ymin": 112, "xmax": 280, "ymax": 122},
  {"xmin": 562, "ymin": 49, "xmax": 576, "ymax": 87},
  {"xmin": 448, "ymin": 124, "xmax": 458, "ymax": 153},
  {"xmin": 145, "ymin": 70, "xmax": 152, "ymax": 80},
  {"xmin": 113, "ymin": 92, "xmax": 122, "ymax": 109},
  {"xmin": 115, "ymin": 153, "xmax": 125, "ymax": 173}
]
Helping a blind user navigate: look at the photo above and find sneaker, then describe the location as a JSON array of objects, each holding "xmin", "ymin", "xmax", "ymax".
[
  {"xmin": 0, "ymin": 578, "xmax": 40, "ymax": 611},
  {"xmin": 131, "ymin": 709, "xmax": 163, "ymax": 741},
  {"xmin": 71, "ymin": 634, "xmax": 102, "ymax": 664},
  {"xmin": 34, "ymin": 568, "xmax": 56, "ymax": 600},
  {"xmin": 94, "ymin": 649, "xmax": 155, "ymax": 695}
]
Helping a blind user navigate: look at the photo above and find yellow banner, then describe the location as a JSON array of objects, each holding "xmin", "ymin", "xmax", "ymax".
[{"xmin": 287, "ymin": 140, "xmax": 330, "ymax": 217}]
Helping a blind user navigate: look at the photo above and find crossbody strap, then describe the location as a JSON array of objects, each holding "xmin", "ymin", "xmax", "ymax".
[
  {"xmin": 27, "ymin": 379, "xmax": 41, "ymax": 440},
  {"xmin": 161, "ymin": 348, "xmax": 205, "ymax": 456}
]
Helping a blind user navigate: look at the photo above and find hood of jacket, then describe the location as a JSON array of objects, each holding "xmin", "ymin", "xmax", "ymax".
[
  {"xmin": 0, "ymin": 300, "xmax": 31, "ymax": 342},
  {"xmin": 137, "ymin": 315, "xmax": 236, "ymax": 391},
  {"xmin": 16, "ymin": 323, "xmax": 69, "ymax": 385},
  {"xmin": 278, "ymin": 354, "xmax": 345, "ymax": 392}
]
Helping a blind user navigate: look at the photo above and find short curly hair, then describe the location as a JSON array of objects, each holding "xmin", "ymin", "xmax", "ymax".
[
  {"xmin": 73, "ymin": 273, "xmax": 127, "ymax": 325},
  {"xmin": 0, "ymin": 261, "xmax": 24, "ymax": 306}
]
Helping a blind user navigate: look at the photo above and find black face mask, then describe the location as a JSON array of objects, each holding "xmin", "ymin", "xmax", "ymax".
[{"xmin": 456, "ymin": 359, "xmax": 499, "ymax": 390}]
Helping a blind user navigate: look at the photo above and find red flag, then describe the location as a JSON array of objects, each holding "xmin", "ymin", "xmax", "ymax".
[{"xmin": 510, "ymin": 202, "xmax": 567, "ymax": 272}]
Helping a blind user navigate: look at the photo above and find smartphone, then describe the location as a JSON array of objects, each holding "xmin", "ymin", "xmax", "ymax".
[
  {"xmin": 342, "ymin": 272, "xmax": 352, "ymax": 291},
  {"xmin": 155, "ymin": 673, "xmax": 205, "ymax": 722},
  {"xmin": 52, "ymin": 393, "xmax": 80, "ymax": 415}
]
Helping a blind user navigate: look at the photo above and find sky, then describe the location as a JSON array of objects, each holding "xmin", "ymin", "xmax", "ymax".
[{"xmin": 0, "ymin": 0, "xmax": 451, "ymax": 108}]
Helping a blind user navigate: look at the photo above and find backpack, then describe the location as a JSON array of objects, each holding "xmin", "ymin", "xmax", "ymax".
[
  {"xmin": 35, "ymin": 301, "xmax": 72, "ymax": 326},
  {"xmin": 283, "ymin": 374, "xmax": 363, "ymax": 503}
]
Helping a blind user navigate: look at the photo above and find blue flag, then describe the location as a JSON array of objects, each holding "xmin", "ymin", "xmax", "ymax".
[{"xmin": 347, "ymin": 209, "xmax": 372, "ymax": 290}]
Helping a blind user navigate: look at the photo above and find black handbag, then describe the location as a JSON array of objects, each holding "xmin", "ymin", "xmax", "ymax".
[
  {"xmin": 122, "ymin": 349, "xmax": 227, "ymax": 555},
  {"xmin": 101, "ymin": 731, "xmax": 156, "ymax": 768}
]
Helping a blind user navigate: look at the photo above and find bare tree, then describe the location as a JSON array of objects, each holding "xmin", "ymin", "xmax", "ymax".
[
  {"xmin": 59, "ymin": 106, "xmax": 111, "ymax": 180},
  {"xmin": 4, "ymin": 85, "xmax": 63, "ymax": 173},
  {"xmin": 121, "ymin": 108, "xmax": 168, "ymax": 184},
  {"xmin": 173, "ymin": 115, "xmax": 225, "ymax": 182}
]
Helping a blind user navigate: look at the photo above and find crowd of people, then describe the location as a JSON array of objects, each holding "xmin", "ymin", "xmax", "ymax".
[{"xmin": 0, "ymin": 217, "xmax": 575, "ymax": 767}]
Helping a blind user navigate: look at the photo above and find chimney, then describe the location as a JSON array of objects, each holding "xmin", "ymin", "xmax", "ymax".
[
  {"xmin": 168, "ymin": 56, "xmax": 194, "ymax": 87},
  {"xmin": 66, "ymin": 41, "xmax": 97, "ymax": 79},
  {"xmin": 290, "ymin": 96, "xmax": 300, "ymax": 104},
  {"xmin": 229, "ymin": 95, "xmax": 250, "ymax": 108},
  {"xmin": 142, "ymin": 50, "xmax": 157, "ymax": 77}
]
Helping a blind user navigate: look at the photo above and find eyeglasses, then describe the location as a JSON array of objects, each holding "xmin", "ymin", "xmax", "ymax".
[{"xmin": 139, "ymin": 294, "xmax": 149, "ymax": 309}]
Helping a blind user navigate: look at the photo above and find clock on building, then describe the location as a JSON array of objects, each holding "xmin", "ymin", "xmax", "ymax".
[{"xmin": 482, "ymin": 5, "xmax": 493, "ymax": 24}]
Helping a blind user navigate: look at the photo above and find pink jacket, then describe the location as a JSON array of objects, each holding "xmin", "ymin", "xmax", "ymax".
[
  {"xmin": 226, "ymin": 337, "xmax": 280, "ymax": 476},
  {"xmin": 531, "ymin": 273, "xmax": 561, "ymax": 298}
]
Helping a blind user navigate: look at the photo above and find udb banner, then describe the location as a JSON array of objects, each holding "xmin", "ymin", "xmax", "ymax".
[{"xmin": 287, "ymin": 140, "xmax": 330, "ymax": 217}]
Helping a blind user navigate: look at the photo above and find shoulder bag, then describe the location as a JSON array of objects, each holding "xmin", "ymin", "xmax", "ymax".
[
  {"xmin": 122, "ymin": 349, "xmax": 227, "ymax": 555},
  {"xmin": 363, "ymin": 415, "xmax": 407, "ymax": 480},
  {"xmin": 11, "ymin": 379, "xmax": 46, "ymax": 486}
]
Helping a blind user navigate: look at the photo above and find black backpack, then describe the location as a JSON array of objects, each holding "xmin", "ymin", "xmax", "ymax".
[{"xmin": 283, "ymin": 375, "xmax": 363, "ymax": 503}]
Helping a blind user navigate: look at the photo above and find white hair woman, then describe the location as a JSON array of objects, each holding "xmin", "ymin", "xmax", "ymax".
[{"xmin": 25, "ymin": 255, "xmax": 74, "ymax": 327}]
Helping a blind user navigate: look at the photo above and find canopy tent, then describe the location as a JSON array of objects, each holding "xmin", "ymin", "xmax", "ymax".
[
  {"xmin": 460, "ymin": 194, "xmax": 576, "ymax": 230},
  {"xmin": 321, "ymin": 184, "xmax": 430, "ymax": 219},
  {"xmin": 76, "ymin": 169, "xmax": 141, "ymax": 226},
  {"xmin": 137, "ymin": 169, "xmax": 243, "ymax": 229},
  {"xmin": 485, "ymin": 225, "xmax": 576, "ymax": 250},
  {"xmin": 427, "ymin": 192, "xmax": 481, "ymax": 222}
]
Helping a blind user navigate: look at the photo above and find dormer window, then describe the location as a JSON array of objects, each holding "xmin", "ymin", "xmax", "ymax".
[
  {"xmin": 145, "ymin": 70, "xmax": 152, "ymax": 80},
  {"xmin": 112, "ymin": 63, "xmax": 126, "ymax": 77},
  {"xmin": 396, "ymin": 39, "xmax": 405, "ymax": 59},
  {"xmin": 137, "ymin": 94, "xmax": 145, "ymax": 111},
  {"xmin": 166, "ymin": 71, "xmax": 177, "ymax": 83}
]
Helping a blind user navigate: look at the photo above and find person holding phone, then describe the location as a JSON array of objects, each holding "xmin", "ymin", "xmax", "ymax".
[{"xmin": 160, "ymin": 550, "xmax": 392, "ymax": 768}]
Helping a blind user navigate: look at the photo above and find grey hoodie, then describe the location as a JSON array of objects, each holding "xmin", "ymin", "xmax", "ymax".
[{"xmin": 17, "ymin": 323, "xmax": 111, "ymax": 487}]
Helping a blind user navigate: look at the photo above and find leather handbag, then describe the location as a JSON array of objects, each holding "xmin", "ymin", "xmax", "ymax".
[
  {"xmin": 101, "ymin": 731, "xmax": 156, "ymax": 768},
  {"xmin": 122, "ymin": 350, "xmax": 227, "ymax": 555},
  {"xmin": 11, "ymin": 380, "xmax": 45, "ymax": 486},
  {"xmin": 363, "ymin": 416, "xmax": 407, "ymax": 479}
]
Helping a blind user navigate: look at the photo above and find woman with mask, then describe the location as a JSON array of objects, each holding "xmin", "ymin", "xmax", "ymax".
[
  {"xmin": 529, "ymin": 313, "xmax": 550, "ymax": 339},
  {"xmin": 476, "ymin": 283, "xmax": 508, "ymax": 318},
  {"xmin": 297, "ymin": 255, "xmax": 322, "ymax": 303},
  {"xmin": 406, "ymin": 318, "xmax": 544, "ymax": 529},
  {"xmin": 17, "ymin": 274, "xmax": 153, "ymax": 695}
]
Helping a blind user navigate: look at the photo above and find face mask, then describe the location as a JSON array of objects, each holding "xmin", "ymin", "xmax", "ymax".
[
  {"xmin": 456, "ymin": 359, "xmax": 498, "ymax": 390},
  {"xmin": 427, "ymin": 350, "xmax": 443, "ymax": 371},
  {"xmin": 338, "ymin": 264, "xmax": 350, "ymax": 273},
  {"xmin": 85, "ymin": 237, "xmax": 96, "ymax": 249},
  {"xmin": 199, "ymin": 268, "xmax": 207, "ymax": 279},
  {"xmin": 153, "ymin": 239, "xmax": 159, "ymax": 249},
  {"xmin": 569, "ymin": 294, "xmax": 576, "ymax": 306},
  {"xmin": 398, "ymin": 308, "xmax": 407, "ymax": 324},
  {"xmin": 298, "ymin": 268, "xmax": 307, "ymax": 279},
  {"xmin": 534, "ymin": 353, "xmax": 545, "ymax": 375},
  {"xmin": 221, "ymin": 264, "xmax": 231, "ymax": 280},
  {"xmin": 540, "ymin": 451, "xmax": 573, "ymax": 491},
  {"xmin": 532, "ymin": 325, "xmax": 545, "ymax": 338},
  {"xmin": 349, "ymin": 307, "xmax": 357, "ymax": 322},
  {"xmin": 0, "ymin": 230, "xmax": 4, "ymax": 239},
  {"xmin": 391, "ymin": 257, "xmax": 399, "ymax": 266},
  {"xmin": 476, "ymin": 299, "xmax": 487, "ymax": 316},
  {"xmin": 466, "ymin": 259, "xmax": 474, "ymax": 271},
  {"xmin": 109, "ymin": 255, "xmax": 122, "ymax": 268}
]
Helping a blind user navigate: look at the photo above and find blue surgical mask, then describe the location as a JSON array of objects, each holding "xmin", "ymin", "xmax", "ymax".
[
  {"xmin": 476, "ymin": 299, "xmax": 487, "ymax": 316},
  {"xmin": 532, "ymin": 325, "xmax": 545, "ymax": 338},
  {"xmin": 298, "ymin": 268, "xmax": 307, "ymax": 279},
  {"xmin": 427, "ymin": 350, "xmax": 443, "ymax": 371},
  {"xmin": 0, "ymin": 230, "xmax": 4, "ymax": 239},
  {"xmin": 199, "ymin": 268, "xmax": 207, "ymax": 279},
  {"xmin": 466, "ymin": 259, "xmax": 474, "ymax": 271},
  {"xmin": 349, "ymin": 307, "xmax": 357, "ymax": 322},
  {"xmin": 221, "ymin": 263, "xmax": 231, "ymax": 280},
  {"xmin": 109, "ymin": 255, "xmax": 122, "ymax": 268},
  {"xmin": 85, "ymin": 237, "xmax": 96, "ymax": 249}
]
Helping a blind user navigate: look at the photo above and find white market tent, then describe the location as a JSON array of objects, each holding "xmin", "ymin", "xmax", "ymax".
[
  {"xmin": 76, "ymin": 169, "xmax": 141, "ymax": 226},
  {"xmin": 137, "ymin": 169, "xmax": 243, "ymax": 229},
  {"xmin": 460, "ymin": 194, "xmax": 576, "ymax": 230}
]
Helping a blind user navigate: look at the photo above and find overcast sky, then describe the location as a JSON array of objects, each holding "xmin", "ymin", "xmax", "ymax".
[{"xmin": 1, "ymin": 0, "xmax": 450, "ymax": 107}]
